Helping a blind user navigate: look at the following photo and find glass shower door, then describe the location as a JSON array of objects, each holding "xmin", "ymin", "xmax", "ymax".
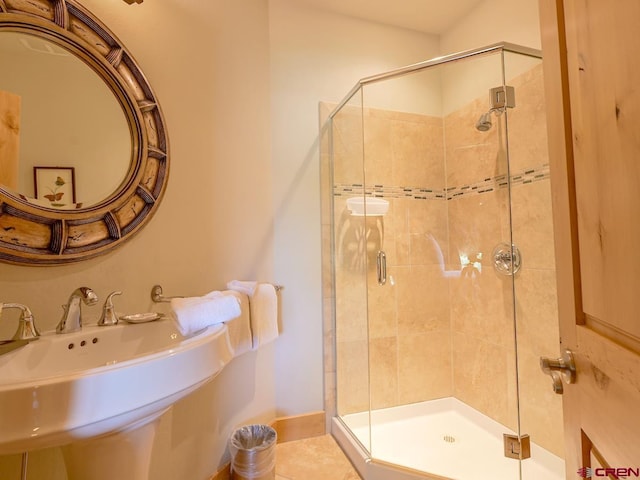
[
  {"xmin": 358, "ymin": 50, "xmax": 523, "ymax": 479},
  {"xmin": 331, "ymin": 88, "xmax": 373, "ymax": 456},
  {"xmin": 329, "ymin": 44, "xmax": 564, "ymax": 480},
  {"xmin": 503, "ymin": 51, "xmax": 566, "ymax": 480}
]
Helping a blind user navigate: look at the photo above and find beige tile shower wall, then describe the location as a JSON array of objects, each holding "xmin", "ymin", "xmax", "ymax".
[
  {"xmin": 447, "ymin": 191, "xmax": 519, "ymax": 431},
  {"xmin": 444, "ymin": 104, "xmax": 519, "ymax": 432},
  {"xmin": 331, "ymin": 105, "xmax": 364, "ymax": 187},
  {"xmin": 445, "ymin": 63, "xmax": 564, "ymax": 458},
  {"xmin": 325, "ymin": 103, "xmax": 453, "ymax": 415},
  {"xmin": 339, "ymin": 107, "xmax": 452, "ymax": 414},
  {"xmin": 390, "ymin": 198, "xmax": 452, "ymax": 408},
  {"xmin": 365, "ymin": 108, "xmax": 452, "ymax": 411},
  {"xmin": 502, "ymin": 64, "xmax": 549, "ymax": 174},
  {"xmin": 444, "ymin": 93, "xmax": 506, "ymax": 189},
  {"xmin": 363, "ymin": 109, "xmax": 445, "ymax": 188}
]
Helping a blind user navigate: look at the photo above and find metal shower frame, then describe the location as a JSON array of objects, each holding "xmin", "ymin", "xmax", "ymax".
[{"xmin": 329, "ymin": 41, "xmax": 542, "ymax": 119}]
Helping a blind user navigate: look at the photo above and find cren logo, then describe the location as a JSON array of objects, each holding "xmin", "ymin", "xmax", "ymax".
[
  {"xmin": 577, "ymin": 467, "xmax": 593, "ymax": 478},
  {"xmin": 578, "ymin": 466, "xmax": 640, "ymax": 478}
]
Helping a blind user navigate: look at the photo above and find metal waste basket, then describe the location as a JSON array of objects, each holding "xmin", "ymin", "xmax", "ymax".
[{"xmin": 229, "ymin": 424, "xmax": 277, "ymax": 480}]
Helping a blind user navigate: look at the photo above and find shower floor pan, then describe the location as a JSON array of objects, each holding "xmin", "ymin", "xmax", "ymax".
[{"xmin": 336, "ymin": 397, "xmax": 564, "ymax": 480}]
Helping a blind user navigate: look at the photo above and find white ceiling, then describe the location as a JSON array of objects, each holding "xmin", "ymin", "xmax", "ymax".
[{"xmin": 293, "ymin": 0, "xmax": 485, "ymax": 35}]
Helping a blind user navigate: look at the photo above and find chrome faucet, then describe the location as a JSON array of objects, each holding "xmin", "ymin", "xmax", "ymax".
[
  {"xmin": 98, "ymin": 291, "xmax": 122, "ymax": 326},
  {"xmin": 2, "ymin": 303, "xmax": 40, "ymax": 341},
  {"xmin": 56, "ymin": 287, "xmax": 98, "ymax": 334}
]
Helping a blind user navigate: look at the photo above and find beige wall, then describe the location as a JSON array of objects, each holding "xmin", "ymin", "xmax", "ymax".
[
  {"xmin": 0, "ymin": 1, "xmax": 275, "ymax": 478},
  {"xmin": 441, "ymin": 0, "xmax": 542, "ymax": 53}
]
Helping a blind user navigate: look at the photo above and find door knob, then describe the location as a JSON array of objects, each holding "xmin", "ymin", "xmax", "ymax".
[{"xmin": 540, "ymin": 349, "xmax": 576, "ymax": 394}]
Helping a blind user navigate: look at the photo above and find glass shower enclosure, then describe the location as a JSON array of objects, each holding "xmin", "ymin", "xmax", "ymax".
[{"xmin": 323, "ymin": 43, "xmax": 565, "ymax": 480}]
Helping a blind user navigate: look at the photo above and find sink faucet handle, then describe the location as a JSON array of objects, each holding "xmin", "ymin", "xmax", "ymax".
[
  {"xmin": 3, "ymin": 303, "xmax": 40, "ymax": 341},
  {"xmin": 98, "ymin": 291, "xmax": 122, "ymax": 326}
]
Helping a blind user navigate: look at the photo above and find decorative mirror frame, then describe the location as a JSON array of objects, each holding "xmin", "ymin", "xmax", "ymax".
[{"xmin": 0, "ymin": 0, "xmax": 169, "ymax": 265}]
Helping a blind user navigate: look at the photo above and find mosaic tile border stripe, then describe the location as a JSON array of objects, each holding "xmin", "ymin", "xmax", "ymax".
[{"xmin": 333, "ymin": 164, "xmax": 550, "ymax": 201}]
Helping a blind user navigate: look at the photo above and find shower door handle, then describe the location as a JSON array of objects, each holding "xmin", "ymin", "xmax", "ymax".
[
  {"xmin": 376, "ymin": 250, "xmax": 387, "ymax": 286},
  {"xmin": 540, "ymin": 349, "xmax": 576, "ymax": 394}
]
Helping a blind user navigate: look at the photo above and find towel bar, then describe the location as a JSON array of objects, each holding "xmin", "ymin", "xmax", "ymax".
[
  {"xmin": 150, "ymin": 285, "xmax": 182, "ymax": 303},
  {"xmin": 151, "ymin": 283, "xmax": 283, "ymax": 303}
]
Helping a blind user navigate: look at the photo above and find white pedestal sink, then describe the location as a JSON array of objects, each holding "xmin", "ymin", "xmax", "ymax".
[{"xmin": 0, "ymin": 317, "xmax": 234, "ymax": 480}]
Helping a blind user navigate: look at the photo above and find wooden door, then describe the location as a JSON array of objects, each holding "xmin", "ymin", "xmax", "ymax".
[{"xmin": 540, "ymin": 0, "xmax": 640, "ymax": 477}]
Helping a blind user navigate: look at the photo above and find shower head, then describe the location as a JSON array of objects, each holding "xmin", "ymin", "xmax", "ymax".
[{"xmin": 475, "ymin": 111, "xmax": 493, "ymax": 132}]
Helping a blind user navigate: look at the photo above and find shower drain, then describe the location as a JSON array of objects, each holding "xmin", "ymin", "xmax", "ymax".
[{"xmin": 443, "ymin": 435, "xmax": 456, "ymax": 443}]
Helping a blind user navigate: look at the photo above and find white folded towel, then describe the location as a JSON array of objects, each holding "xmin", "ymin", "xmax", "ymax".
[
  {"xmin": 170, "ymin": 291, "xmax": 241, "ymax": 336},
  {"xmin": 226, "ymin": 280, "xmax": 258, "ymax": 297},
  {"xmin": 249, "ymin": 283, "xmax": 279, "ymax": 349},
  {"xmin": 223, "ymin": 290, "xmax": 253, "ymax": 357}
]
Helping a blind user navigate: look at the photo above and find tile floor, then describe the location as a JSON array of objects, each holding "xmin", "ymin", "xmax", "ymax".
[{"xmin": 275, "ymin": 434, "xmax": 362, "ymax": 480}]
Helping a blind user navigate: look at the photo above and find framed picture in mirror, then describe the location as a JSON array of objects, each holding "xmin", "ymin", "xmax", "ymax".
[{"xmin": 33, "ymin": 166, "xmax": 76, "ymax": 208}]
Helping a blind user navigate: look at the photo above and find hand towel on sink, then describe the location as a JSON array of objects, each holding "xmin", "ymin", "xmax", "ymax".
[
  {"xmin": 222, "ymin": 290, "xmax": 252, "ymax": 357},
  {"xmin": 249, "ymin": 283, "xmax": 279, "ymax": 349},
  {"xmin": 170, "ymin": 291, "xmax": 241, "ymax": 336}
]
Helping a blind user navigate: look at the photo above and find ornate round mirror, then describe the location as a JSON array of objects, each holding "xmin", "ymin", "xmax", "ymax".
[{"xmin": 0, "ymin": 1, "xmax": 169, "ymax": 265}]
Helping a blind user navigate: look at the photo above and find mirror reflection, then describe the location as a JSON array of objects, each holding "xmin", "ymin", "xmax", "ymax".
[{"xmin": 0, "ymin": 31, "xmax": 131, "ymax": 209}]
